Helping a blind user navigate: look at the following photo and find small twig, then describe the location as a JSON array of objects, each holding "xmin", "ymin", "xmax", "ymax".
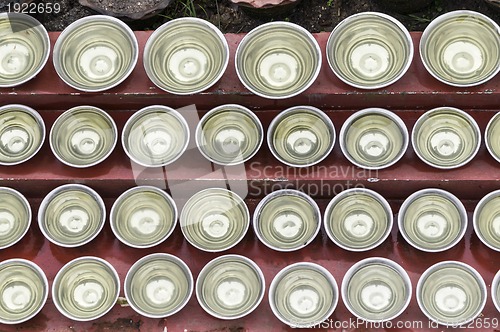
[{"xmin": 337, "ymin": 0, "xmax": 342, "ymax": 16}]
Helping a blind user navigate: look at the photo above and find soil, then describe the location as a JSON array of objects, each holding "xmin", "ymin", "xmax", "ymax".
[{"xmin": 1, "ymin": 0, "xmax": 499, "ymax": 33}]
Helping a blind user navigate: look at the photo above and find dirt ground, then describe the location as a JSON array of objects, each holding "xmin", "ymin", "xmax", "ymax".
[{"xmin": 2, "ymin": 0, "xmax": 500, "ymax": 32}]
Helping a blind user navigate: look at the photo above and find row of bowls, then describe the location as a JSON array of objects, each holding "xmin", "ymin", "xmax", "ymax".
[
  {"xmin": 1, "ymin": 255, "xmax": 499, "ymax": 327},
  {"xmin": 0, "ymin": 10, "xmax": 500, "ymax": 326},
  {"xmin": 2, "ymin": 184, "xmax": 500, "ymax": 253},
  {"xmin": 2, "ymin": 103, "xmax": 499, "ymax": 170},
  {"xmin": 0, "ymin": 11, "xmax": 499, "ymax": 97}
]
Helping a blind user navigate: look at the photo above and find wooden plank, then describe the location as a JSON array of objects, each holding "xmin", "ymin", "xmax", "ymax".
[
  {"xmin": 0, "ymin": 32, "xmax": 498, "ymax": 111},
  {"xmin": 0, "ymin": 199, "xmax": 498, "ymax": 332}
]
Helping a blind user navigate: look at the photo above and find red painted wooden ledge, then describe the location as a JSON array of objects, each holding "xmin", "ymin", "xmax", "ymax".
[
  {"xmin": 0, "ymin": 31, "xmax": 498, "ymax": 332},
  {"xmin": 0, "ymin": 32, "xmax": 498, "ymax": 111}
]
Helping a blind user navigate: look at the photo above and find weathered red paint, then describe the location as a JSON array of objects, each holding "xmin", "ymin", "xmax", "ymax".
[{"xmin": 0, "ymin": 109, "xmax": 498, "ymax": 199}]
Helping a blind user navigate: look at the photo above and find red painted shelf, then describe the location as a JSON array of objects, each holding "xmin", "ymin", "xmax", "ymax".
[{"xmin": 0, "ymin": 31, "xmax": 498, "ymax": 332}]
